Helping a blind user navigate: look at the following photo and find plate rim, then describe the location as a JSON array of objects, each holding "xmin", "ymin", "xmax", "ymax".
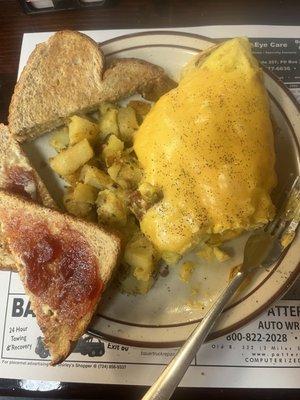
[{"xmin": 91, "ymin": 30, "xmax": 300, "ymax": 347}]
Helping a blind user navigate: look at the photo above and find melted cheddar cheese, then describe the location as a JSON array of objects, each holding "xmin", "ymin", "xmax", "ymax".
[{"xmin": 134, "ymin": 38, "xmax": 277, "ymax": 255}]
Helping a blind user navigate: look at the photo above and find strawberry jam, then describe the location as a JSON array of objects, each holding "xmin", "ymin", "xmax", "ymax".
[
  {"xmin": 4, "ymin": 166, "xmax": 38, "ymax": 201},
  {"xmin": 2, "ymin": 211, "xmax": 103, "ymax": 323}
]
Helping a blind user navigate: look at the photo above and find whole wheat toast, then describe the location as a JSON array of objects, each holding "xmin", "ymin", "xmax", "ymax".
[
  {"xmin": 0, "ymin": 190, "xmax": 120, "ymax": 365},
  {"xmin": 100, "ymin": 58, "xmax": 177, "ymax": 103},
  {"xmin": 9, "ymin": 30, "xmax": 176, "ymax": 143},
  {"xmin": 9, "ymin": 30, "xmax": 105, "ymax": 142},
  {"xmin": 0, "ymin": 124, "xmax": 57, "ymax": 272}
]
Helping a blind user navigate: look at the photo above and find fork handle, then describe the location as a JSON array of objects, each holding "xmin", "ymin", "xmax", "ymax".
[{"xmin": 142, "ymin": 270, "xmax": 245, "ymax": 400}]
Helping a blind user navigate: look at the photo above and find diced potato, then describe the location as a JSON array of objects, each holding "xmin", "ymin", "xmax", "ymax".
[
  {"xmin": 99, "ymin": 102, "xmax": 117, "ymax": 115},
  {"xmin": 138, "ymin": 182, "xmax": 156, "ymax": 199},
  {"xmin": 161, "ymin": 251, "xmax": 181, "ymax": 265},
  {"xmin": 63, "ymin": 192, "xmax": 92, "ymax": 218},
  {"xmin": 99, "ymin": 108, "xmax": 119, "ymax": 140},
  {"xmin": 108, "ymin": 155, "xmax": 142, "ymax": 189},
  {"xmin": 107, "ymin": 163, "xmax": 121, "ymax": 181},
  {"xmin": 63, "ymin": 170, "xmax": 81, "ymax": 186},
  {"xmin": 138, "ymin": 182, "xmax": 161, "ymax": 204},
  {"xmin": 196, "ymin": 244, "xmax": 230, "ymax": 262},
  {"xmin": 119, "ymin": 268, "xmax": 154, "ymax": 295},
  {"xmin": 68, "ymin": 115, "xmax": 99, "ymax": 145},
  {"xmin": 102, "ymin": 134, "xmax": 124, "ymax": 166},
  {"xmin": 49, "ymin": 127, "xmax": 69, "ymax": 152},
  {"xmin": 49, "ymin": 138, "xmax": 94, "ymax": 176},
  {"xmin": 213, "ymin": 247, "xmax": 230, "ymax": 262},
  {"xmin": 96, "ymin": 189, "xmax": 127, "ymax": 227},
  {"xmin": 73, "ymin": 183, "xmax": 98, "ymax": 204},
  {"xmin": 128, "ymin": 100, "xmax": 151, "ymax": 120},
  {"xmin": 118, "ymin": 160, "xmax": 142, "ymax": 189},
  {"xmin": 196, "ymin": 244, "xmax": 214, "ymax": 261},
  {"xmin": 179, "ymin": 262, "xmax": 195, "ymax": 283},
  {"xmin": 117, "ymin": 106, "xmax": 139, "ymax": 142},
  {"xmin": 115, "ymin": 187, "xmax": 130, "ymax": 209},
  {"xmin": 124, "ymin": 232, "xmax": 156, "ymax": 282},
  {"xmin": 79, "ymin": 165, "xmax": 113, "ymax": 190}
]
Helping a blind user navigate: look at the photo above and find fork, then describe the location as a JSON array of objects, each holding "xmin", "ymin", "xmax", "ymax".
[{"xmin": 142, "ymin": 175, "xmax": 300, "ymax": 400}]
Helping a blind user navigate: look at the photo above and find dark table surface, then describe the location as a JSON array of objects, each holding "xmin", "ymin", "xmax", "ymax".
[{"xmin": 0, "ymin": 1, "xmax": 299, "ymax": 399}]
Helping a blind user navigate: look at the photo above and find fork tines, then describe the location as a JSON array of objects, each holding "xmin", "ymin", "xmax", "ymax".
[{"xmin": 266, "ymin": 175, "xmax": 300, "ymax": 239}]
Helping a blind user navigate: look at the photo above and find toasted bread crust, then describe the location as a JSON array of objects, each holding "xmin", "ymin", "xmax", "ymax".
[
  {"xmin": 0, "ymin": 124, "xmax": 57, "ymax": 272},
  {"xmin": 0, "ymin": 190, "xmax": 120, "ymax": 364},
  {"xmin": 9, "ymin": 31, "xmax": 105, "ymax": 142}
]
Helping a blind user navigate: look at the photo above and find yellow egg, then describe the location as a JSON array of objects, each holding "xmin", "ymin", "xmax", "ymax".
[{"xmin": 134, "ymin": 38, "xmax": 276, "ymax": 255}]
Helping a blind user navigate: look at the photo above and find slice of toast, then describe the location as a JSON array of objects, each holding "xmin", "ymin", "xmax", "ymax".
[
  {"xmin": 9, "ymin": 30, "xmax": 176, "ymax": 143},
  {"xmin": 0, "ymin": 190, "xmax": 120, "ymax": 364},
  {"xmin": 100, "ymin": 58, "xmax": 177, "ymax": 103},
  {"xmin": 9, "ymin": 30, "xmax": 105, "ymax": 142},
  {"xmin": 0, "ymin": 124, "xmax": 57, "ymax": 272}
]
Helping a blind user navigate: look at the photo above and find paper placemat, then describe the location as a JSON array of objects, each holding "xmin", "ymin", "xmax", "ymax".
[{"xmin": 0, "ymin": 25, "xmax": 299, "ymax": 389}]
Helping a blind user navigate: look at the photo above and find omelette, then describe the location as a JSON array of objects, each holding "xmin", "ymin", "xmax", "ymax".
[{"xmin": 134, "ymin": 37, "xmax": 277, "ymax": 256}]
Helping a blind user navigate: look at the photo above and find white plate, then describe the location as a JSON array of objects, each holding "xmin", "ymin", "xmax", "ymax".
[{"xmin": 24, "ymin": 31, "xmax": 300, "ymax": 347}]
